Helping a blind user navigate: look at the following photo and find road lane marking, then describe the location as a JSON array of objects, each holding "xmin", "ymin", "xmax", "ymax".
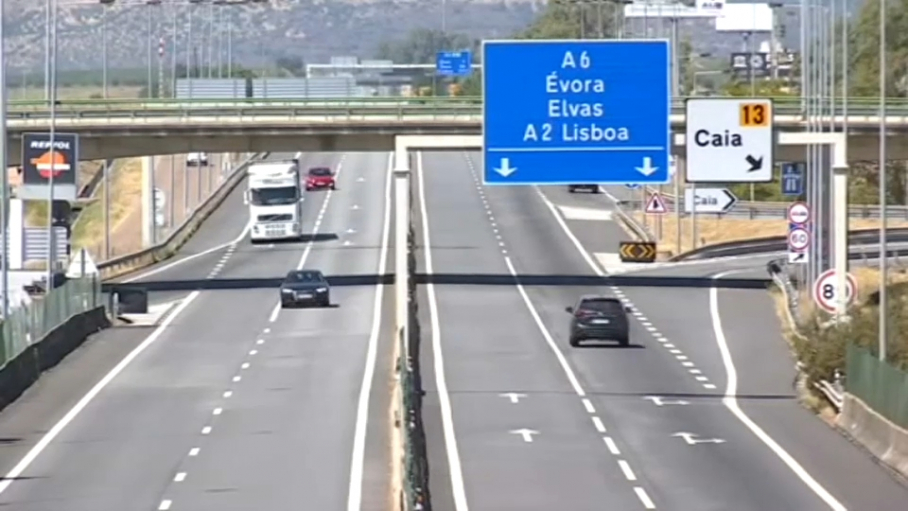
[
  {"xmin": 417, "ymin": 151, "xmax": 470, "ymax": 510},
  {"xmin": 604, "ymin": 436, "xmax": 621, "ymax": 455},
  {"xmin": 223, "ymin": 391, "xmax": 233, "ymax": 398},
  {"xmin": 458, "ymin": 153, "xmax": 657, "ymax": 509},
  {"xmin": 582, "ymin": 398, "xmax": 596, "ymax": 413},
  {"xmin": 174, "ymin": 472, "xmax": 186, "ymax": 482},
  {"xmin": 635, "ymin": 487, "xmax": 656, "ymax": 509},
  {"xmin": 158, "ymin": 500, "xmax": 173, "ymax": 510},
  {"xmin": 201, "ymin": 426, "xmax": 212, "ymax": 435},
  {"xmin": 0, "ymin": 290, "xmax": 202, "ymax": 496},
  {"xmin": 618, "ymin": 459, "xmax": 637, "ymax": 481},
  {"xmin": 710, "ymin": 270, "xmax": 846, "ymax": 510},
  {"xmin": 188, "ymin": 448, "xmax": 200, "ymax": 457},
  {"xmin": 346, "ymin": 152, "xmax": 393, "ymax": 511},
  {"xmin": 213, "ymin": 408, "xmax": 223, "ymax": 415}
]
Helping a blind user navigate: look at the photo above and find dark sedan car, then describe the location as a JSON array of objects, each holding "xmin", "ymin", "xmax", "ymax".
[
  {"xmin": 568, "ymin": 184, "xmax": 600, "ymax": 193},
  {"xmin": 280, "ymin": 270, "xmax": 330, "ymax": 307},
  {"xmin": 566, "ymin": 295, "xmax": 631, "ymax": 347}
]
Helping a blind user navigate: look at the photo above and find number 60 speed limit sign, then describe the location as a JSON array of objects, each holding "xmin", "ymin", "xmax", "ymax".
[{"xmin": 788, "ymin": 227, "xmax": 810, "ymax": 251}]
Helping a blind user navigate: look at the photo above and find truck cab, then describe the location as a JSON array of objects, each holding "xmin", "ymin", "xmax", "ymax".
[{"xmin": 244, "ymin": 160, "xmax": 304, "ymax": 243}]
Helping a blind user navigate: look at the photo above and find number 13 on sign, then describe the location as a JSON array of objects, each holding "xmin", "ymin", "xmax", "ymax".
[
  {"xmin": 814, "ymin": 269, "xmax": 857, "ymax": 314},
  {"xmin": 740, "ymin": 102, "xmax": 771, "ymax": 127}
]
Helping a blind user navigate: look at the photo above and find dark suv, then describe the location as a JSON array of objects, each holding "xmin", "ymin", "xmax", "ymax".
[
  {"xmin": 566, "ymin": 295, "xmax": 631, "ymax": 347},
  {"xmin": 568, "ymin": 184, "xmax": 599, "ymax": 193}
]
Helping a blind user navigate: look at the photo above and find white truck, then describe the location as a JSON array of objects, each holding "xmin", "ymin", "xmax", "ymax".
[{"xmin": 244, "ymin": 159, "xmax": 304, "ymax": 243}]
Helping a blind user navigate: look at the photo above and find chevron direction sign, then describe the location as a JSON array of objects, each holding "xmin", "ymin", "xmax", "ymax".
[{"xmin": 619, "ymin": 241, "xmax": 657, "ymax": 263}]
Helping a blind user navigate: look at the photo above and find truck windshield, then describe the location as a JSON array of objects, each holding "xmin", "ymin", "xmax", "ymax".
[{"xmin": 250, "ymin": 186, "xmax": 299, "ymax": 205}]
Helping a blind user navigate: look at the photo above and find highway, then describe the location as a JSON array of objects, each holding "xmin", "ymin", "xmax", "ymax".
[
  {"xmin": 0, "ymin": 151, "xmax": 395, "ymax": 511},
  {"xmin": 415, "ymin": 151, "xmax": 908, "ymax": 511}
]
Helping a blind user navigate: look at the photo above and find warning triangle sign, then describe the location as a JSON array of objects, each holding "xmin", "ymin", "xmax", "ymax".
[
  {"xmin": 66, "ymin": 248, "xmax": 99, "ymax": 278},
  {"xmin": 645, "ymin": 193, "xmax": 668, "ymax": 214}
]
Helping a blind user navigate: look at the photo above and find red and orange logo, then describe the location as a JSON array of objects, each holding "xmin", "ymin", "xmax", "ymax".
[{"xmin": 30, "ymin": 150, "xmax": 71, "ymax": 179}]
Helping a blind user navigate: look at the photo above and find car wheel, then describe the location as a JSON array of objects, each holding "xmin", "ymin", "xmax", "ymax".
[
  {"xmin": 617, "ymin": 335, "xmax": 630, "ymax": 347},
  {"xmin": 280, "ymin": 300, "xmax": 290, "ymax": 308},
  {"xmin": 569, "ymin": 336, "xmax": 581, "ymax": 347},
  {"xmin": 319, "ymin": 296, "xmax": 330, "ymax": 307},
  {"xmin": 330, "ymin": 183, "xmax": 336, "ymax": 190},
  {"xmin": 568, "ymin": 187, "xmax": 575, "ymax": 193},
  {"xmin": 591, "ymin": 187, "xmax": 601, "ymax": 194}
]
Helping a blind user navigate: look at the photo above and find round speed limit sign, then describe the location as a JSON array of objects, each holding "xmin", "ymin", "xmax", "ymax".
[
  {"xmin": 788, "ymin": 227, "xmax": 809, "ymax": 251},
  {"xmin": 814, "ymin": 269, "xmax": 857, "ymax": 313}
]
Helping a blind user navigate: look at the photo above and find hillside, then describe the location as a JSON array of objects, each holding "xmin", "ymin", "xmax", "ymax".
[{"xmin": 3, "ymin": 0, "xmax": 543, "ymax": 72}]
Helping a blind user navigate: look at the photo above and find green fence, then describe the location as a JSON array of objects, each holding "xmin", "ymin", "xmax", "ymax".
[
  {"xmin": 845, "ymin": 344, "xmax": 908, "ymax": 429},
  {"xmin": 0, "ymin": 278, "xmax": 102, "ymax": 369}
]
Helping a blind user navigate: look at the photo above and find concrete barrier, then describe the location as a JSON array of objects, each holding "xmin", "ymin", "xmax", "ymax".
[{"xmin": 837, "ymin": 393, "xmax": 908, "ymax": 479}]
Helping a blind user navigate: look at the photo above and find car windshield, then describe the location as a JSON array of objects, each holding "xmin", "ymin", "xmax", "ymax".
[
  {"xmin": 250, "ymin": 186, "xmax": 299, "ymax": 205},
  {"xmin": 579, "ymin": 298, "xmax": 623, "ymax": 315},
  {"xmin": 286, "ymin": 271, "xmax": 323, "ymax": 283},
  {"xmin": 308, "ymin": 167, "xmax": 331, "ymax": 176}
]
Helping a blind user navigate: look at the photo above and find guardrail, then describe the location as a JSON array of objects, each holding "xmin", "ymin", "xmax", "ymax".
[
  {"xmin": 8, "ymin": 95, "xmax": 908, "ymax": 121},
  {"xmin": 95, "ymin": 152, "xmax": 266, "ymax": 280},
  {"xmin": 642, "ymin": 187, "xmax": 908, "ymax": 220}
]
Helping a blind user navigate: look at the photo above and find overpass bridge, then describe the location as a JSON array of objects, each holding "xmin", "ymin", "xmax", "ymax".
[{"xmin": 5, "ymin": 96, "xmax": 908, "ymax": 163}]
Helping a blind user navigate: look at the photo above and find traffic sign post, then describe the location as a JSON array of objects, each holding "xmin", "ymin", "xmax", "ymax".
[
  {"xmin": 814, "ymin": 269, "xmax": 857, "ymax": 313},
  {"xmin": 682, "ymin": 187, "xmax": 737, "ymax": 214},
  {"xmin": 619, "ymin": 241, "xmax": 657, "ymax": 263},
  {"xmin": 781, "ymin": 162, "xmax": 804, "ymax": 196},
  {"xmin": 482, "ymin": 39, "xmax": 670, "ymax": 185},
  {"xmin": 685, "ymin": 98, "xmax": 774, "ymax": 183},
  {"xmin": 436, "ymin": 51, "xmax": 473, "ymax": 77}
]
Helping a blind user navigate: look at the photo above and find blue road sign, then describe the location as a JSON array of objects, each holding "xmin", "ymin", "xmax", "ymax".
[
  {"xmin": 436, "ymin": 51, "xmax": 473, "ymax": 77},
  {"xmin": 482, "ymin": 39, "xmax": 670, "ymax": 185},
  {"xmin": 781, "ymin": 162, "xmax": 804, "ymax": 196}
]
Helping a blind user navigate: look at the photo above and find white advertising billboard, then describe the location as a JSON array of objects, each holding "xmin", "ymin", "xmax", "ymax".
[{"xmin": 715, "ymin": 3, "xmax": 773, "ymax": 32}]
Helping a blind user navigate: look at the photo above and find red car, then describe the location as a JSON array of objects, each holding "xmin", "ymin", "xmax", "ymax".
[{"xmin": 305, "ymin": 166, "xmax": 336, "ymax": 191}]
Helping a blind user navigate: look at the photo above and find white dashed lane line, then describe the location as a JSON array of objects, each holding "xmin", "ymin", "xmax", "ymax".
[
  {"xmin": 459, "ymin": 153, "xmax": 656, "ymax": 510},
  {"xmin": 206, "ymin": 242, "xmax": 238, "ymax": 279}
]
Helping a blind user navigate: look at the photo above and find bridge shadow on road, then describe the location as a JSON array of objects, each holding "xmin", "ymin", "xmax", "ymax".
[{"xmin": 103, "ymin": 273, "xmax": 772, "ymax": 294}]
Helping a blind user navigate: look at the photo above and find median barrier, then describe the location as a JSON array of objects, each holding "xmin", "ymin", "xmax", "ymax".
[{"xmin": 838, "ymin": 393, "xmax": 908, "ymax": 480}]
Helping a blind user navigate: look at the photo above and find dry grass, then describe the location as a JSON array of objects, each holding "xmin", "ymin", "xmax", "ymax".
[
  {"xmin": 8, "ymin": 85, "xmax": 143, "ymax": 101},
  {"xmin": 633, "ymin": 213, "xmax": 908, "ymax": 257}
]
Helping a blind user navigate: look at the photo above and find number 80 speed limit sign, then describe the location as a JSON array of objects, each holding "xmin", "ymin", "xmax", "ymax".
[{"xmin": 814, "ymin": 269, "xmax": 857, "ymax": 313}]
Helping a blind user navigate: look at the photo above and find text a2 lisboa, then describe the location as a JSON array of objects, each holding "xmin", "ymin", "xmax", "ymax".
[{"xmin": 522, "ymin": 51, "xmax": 630, "ymax": 143}]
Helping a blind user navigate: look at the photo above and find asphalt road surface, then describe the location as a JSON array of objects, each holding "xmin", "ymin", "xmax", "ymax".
[
  {"xmin": 0, "ymin": 152, "xmax": 396, "ymax": 511},
  {"xmin": 416, "ymin": 151, "xmax": 908, "ymax": 511}
]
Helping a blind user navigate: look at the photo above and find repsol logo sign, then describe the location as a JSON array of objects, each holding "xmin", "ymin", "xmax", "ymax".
[{"xmin": 29, "ymin": 140, "xmax": 72, "ymax": 150}]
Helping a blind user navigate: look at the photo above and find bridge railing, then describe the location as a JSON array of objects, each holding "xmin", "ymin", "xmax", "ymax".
[{"xmin": 6, "ymin": 95, "xmax": 908, "ymax": 118}]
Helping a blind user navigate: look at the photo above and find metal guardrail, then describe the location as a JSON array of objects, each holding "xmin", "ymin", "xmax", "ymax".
[
  {"xmin": 95, "ymin": 152, "xmax": 266, "ymax": 280},
  {"xmin": 8, "ymin": 96, "xmax": 908, "ymax": 123},
  {"xmin": 0, "ymin": 277, "xmax": 101, "ymax": 369},
  {"xmin": 644, "ymin": 187, "xmax": 908, "ymax": 220}
]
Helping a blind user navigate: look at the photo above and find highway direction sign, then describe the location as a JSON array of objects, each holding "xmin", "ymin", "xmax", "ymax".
[
  {"xmin": 685, "ymin": 98, "xmax": 774, "ymax": 183},
  {"xmin": 619, "ymin": 241, "xmax": 657, "ymax": 263},
  {"xmin": 814, "ymin": 269, "xmax": 857, "ymax": 313},
  {"xmin": 645, "ymin": 192, "xmax": 668, "ymax": 214},
  {"xmin": 482, "ymin": 39, "xmax": 670, "ymax": 185},
  {"xmin": 787, "ymin": 202, "xmax": 810, "ymax": 225},
  {"xmin": 436, "ymin": 51, "xmax": 472, "ymax": 77},
  {"xmin": 781, "ymin": 162, "xmax": 804, "ymax": 196},
  {"xmin": 683, "ymin": 187, "xmax": 737, "ymax": 214},
  {"xmin": 788, "ymin": 227, "xmax": 810, "ymax": 251}
]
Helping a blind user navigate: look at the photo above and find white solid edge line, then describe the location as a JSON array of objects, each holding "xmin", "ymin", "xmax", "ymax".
[
  {"xmin": 417, "ymin": 151, "xmax": 470, "ymax": 511},
  {"xmin": 503, "ymin": 257, "xmax": 586, "ymax": 396},
  {"xmin": 346, "ymin": 152, "xmax": 393, "ymax": 511},
  {"xmin": 123, "ymin": 220, "xmax": 252, "ymax": 283},
  {"xmin": 0, "ymin": 290, "xmax": 202, "ymax": 495},
  {"xmin": 710, "ymin": 270, "xmax": 846, "ymax": 511}
]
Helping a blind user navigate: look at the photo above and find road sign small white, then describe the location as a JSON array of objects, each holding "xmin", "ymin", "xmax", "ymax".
[
  {"xmin": 814, "ymin": 269, "xmax": 857, "ymax": 313},
  {"xmin": 685, "ymin": 98, "xmax": 774, "ymax": 183},
  {"xmin": 683, "ymin": 187, "xmax": 737, "ymax": 214},
  {"xmin": 787, "ymin": 202, "xmax": 810, "ymax": 225},
  {"xmin": 788, "ymin": 251, "xmax": 809, "ymax": 264},
  {"xmin": 787, "ymin": 227, "xmax": 810, "ymax": 251}
]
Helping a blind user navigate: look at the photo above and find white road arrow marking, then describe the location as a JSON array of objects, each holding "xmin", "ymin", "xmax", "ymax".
[
  {"xmin": 510, "ymin": 428, "xmax": 538, "ymax": 442},
  {"xmin": 494, "ymin": 158, "xmax": 517, "ymax": 177},
  {"xmin": 499, "ymin": 392, "xmax": 527, "ymax": 404},
  {"xmin": 644, "ymin": 396, "xmax": 690, "ymax": 406},
  {"xmin": 635, "ymin": 157, "xmax": 658, "ymax": 177},
  {"xmin": 672, "ymin": 432, "xmax": 726, "ymax": 445}
]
